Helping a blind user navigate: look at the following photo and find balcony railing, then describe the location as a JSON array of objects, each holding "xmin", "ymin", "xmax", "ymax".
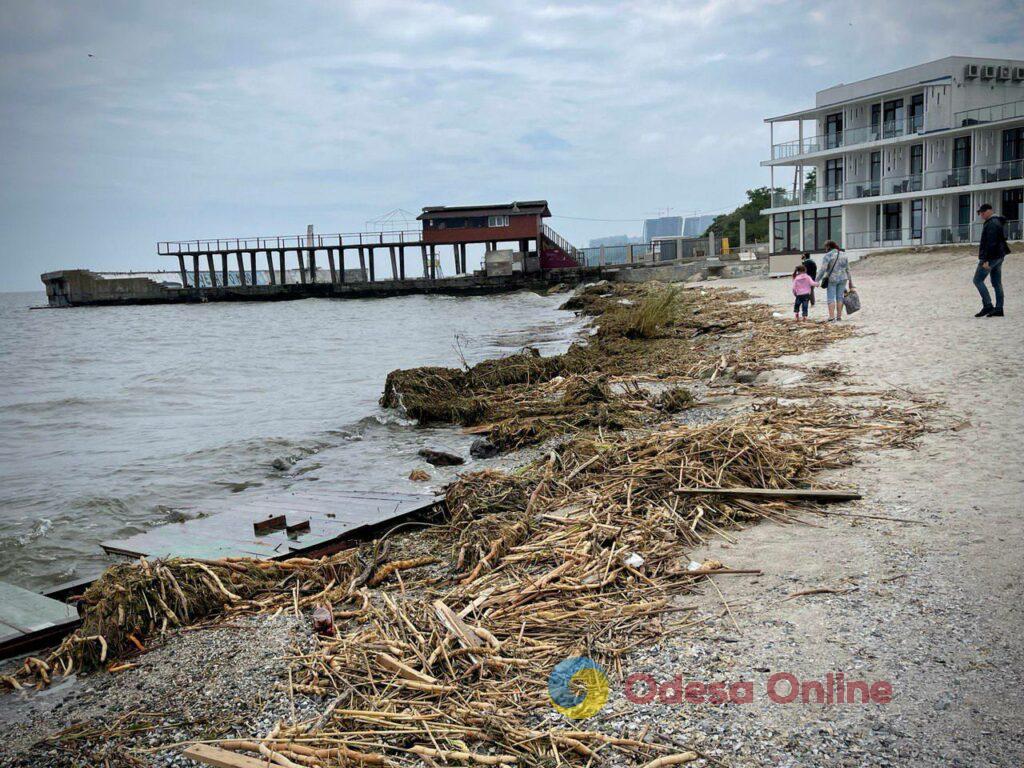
[
  {"xmin": 975, "ymin": 158, "xmax": 1024, "ymax": 185},
  {"xmin": 923, "ymin": 166, "xmax": 971, "ymax": 191},
  {"xmin": 844, "ymin": 179, "xmax": 881, "ymax": 200},
  {"xmin": 955, "ymin": 99, "xmax": 1024, "ymax": 127},
  {"xmin": 769, "ymin": 185, "xmax": 844, "ymax": 208},
  {"xmin": 770, "ymin": 116, "xmax": 925, "ymax": 161},
  {"xmin": 883, "ymin": 172, "xmax": 924, "ymax": 196}
]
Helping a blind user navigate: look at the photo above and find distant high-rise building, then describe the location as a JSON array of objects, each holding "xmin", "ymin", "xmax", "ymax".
[
  {"xmin": 642, "ymin": 216, "xmax": 683, "ymax": 241},
  {"xmin": 589, "ymin": 234, "xmax": 643, "ymax": 247},
  {"xmin": 683, "ymin": 214, "xmax": 717, "ymax": 237}
]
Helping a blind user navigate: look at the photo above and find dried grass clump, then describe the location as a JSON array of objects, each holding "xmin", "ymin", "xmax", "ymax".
[
  {"xmin": 611, "ymin": 286, "xmax": 681, "ymax": 339},
  {"xmin": 657, "ymin": 386, "xmax": 695, "ymax": 411}
]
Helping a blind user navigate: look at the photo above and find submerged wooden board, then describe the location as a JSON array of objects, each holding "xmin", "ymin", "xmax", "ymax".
[
  {"xmin": 100, "ymin": 488, "xmax": 441, "ymax": 561},
  {"xmin": 0, "ymin": 581, "xmax": 80, "ymax": 655}
]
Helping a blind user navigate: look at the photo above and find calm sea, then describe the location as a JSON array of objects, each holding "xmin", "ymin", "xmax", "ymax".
[{"xmin": 0, "ymin": 290, "xmax": 583, "ymax": 591}]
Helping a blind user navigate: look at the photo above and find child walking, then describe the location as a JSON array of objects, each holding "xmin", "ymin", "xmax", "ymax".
[{"xmin": 792, "ymin": 264, "xmax": 818, "ymax": 321}]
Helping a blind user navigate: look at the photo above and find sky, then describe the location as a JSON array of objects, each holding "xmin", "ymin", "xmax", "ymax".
[{"xmin": 1, "ymin": 0, "xmax": 1022, "ymax": 291}]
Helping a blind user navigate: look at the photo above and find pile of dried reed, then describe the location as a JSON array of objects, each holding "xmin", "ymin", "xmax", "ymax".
[{"xmin": 198, "ymin": 399, "xmax": 930, "ymax": 768}]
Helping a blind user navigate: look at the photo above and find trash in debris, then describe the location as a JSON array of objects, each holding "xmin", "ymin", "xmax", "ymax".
[
  {"xmin": 622, "ymin": 552, "xmax": 645, "ymax": 569},
  {"xmin": 409, "ymin": 468, "xmax": 431, "ymax": 481},
  {"xmin": 311, "ymin": 604, "xmax": 334, "ymax": 635}
]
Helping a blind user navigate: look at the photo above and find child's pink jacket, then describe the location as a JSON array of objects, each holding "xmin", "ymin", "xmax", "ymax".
[{"xmin": 792, "ymin": 273, "xmax": 818, "ymax": 296}]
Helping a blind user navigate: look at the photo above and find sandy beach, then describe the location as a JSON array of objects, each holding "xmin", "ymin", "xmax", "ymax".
[{"xmin": 665, "ymin": 246, "xmax": 1024, "ymax": 766}]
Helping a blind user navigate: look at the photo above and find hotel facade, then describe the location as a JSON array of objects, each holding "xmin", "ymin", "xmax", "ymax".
[{"xmin": 761, "ymin": 57, "xmax": 1024, "ymax": 254}]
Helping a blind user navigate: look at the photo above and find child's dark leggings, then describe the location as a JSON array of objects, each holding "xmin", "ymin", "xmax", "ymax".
[{"xmin": 794, "ymin": 294, "xmax": 810, "ymax": 316}]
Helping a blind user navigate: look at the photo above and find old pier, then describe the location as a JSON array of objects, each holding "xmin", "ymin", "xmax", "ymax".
[{"xmin": 42, "ymin": 201, "xmax": 598, "ymax": 307}]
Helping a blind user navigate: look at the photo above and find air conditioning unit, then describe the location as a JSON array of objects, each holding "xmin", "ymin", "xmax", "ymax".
[
  {"xmin": 980, "ymin": 65, "xmax": 996, "ymax": 80},
  {"xmin": 996, "ymin": 66, "xmax": 1011, "ymax": 81},
  {"xmin": 964, "ymin": 63, "xmax": 979, "ymax": 79},
  {"xmin": 1013, "ymin": 66, "xmax": 1024, "ymax": 82}
]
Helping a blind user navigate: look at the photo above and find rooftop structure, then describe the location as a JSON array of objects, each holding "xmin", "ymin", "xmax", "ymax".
[{"xmin": 761, "ymin": 56, "xmax": 1024, "ymax": 253}]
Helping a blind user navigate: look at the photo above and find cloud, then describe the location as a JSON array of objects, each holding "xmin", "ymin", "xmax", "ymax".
[{"xmin": 0, "ymin": 0, "xmax": 1020, "ymax": 290}]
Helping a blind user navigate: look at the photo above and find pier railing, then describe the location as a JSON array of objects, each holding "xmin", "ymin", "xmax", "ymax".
[{"xmin": 158, "ymin": 229, "xmax": 423, "ymax": 255}]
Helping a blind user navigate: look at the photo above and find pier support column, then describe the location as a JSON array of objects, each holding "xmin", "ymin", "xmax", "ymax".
[
  {"xmin": 266, "ymin": 251, "xmax": 276, "ymax": 285},
  {"xmin": 420, "ymin": 245, "xmax": 428, "ymax": 277},
  {"xmin": 192, "ymin": 254, "xmax": 200, "ymax": 288},
  {"xmin": 339, "ymin": 248, "xmax": 346, "ymax": 284},
  {"xmin": 250, "ymin": 251, "xmax": 257, "ymax": 285},
  {"xmin": 367, "ymin": 247, "xmax": 375, "ymax": 282},
  {"xmin": 177, "ymin": 255, "xmax": 187, "ymax": 287},
  {"xmin": 278, "ymin": 251, "xmax": 287, "ymax": 285},
  {"xmin": 399, "ymin": 246, "xmax": 406, "ymax": 280},
  {"xmin": 358, "ymin": 248, "xmax": 367, "ymax": 282},
  {"xmin": 297, "ymin": 251, "xmax": 307, "ymax": 284},
  {"xmin": 308, "ymin": 249, "xmax": 317, "ymax": 283},
  {"xmin": 429, "ymin": 245, "xmax": 437, "ymax": 280},
  {"xmin": 236, "ymin": 252, "xmax": 247, "ymax": 286},
  {"xmin": 460, "ymin": 243, "xmax": 468, "ymax": 274},
  {"xmin": 453, "ymin": 244, "xmax": 460, "ymax": 274},
  {"xmin": 221, "ymin": 253, "xmax": 228, "ymax": 285},
  {"xmin": 207, "ymin": 254, "xmax": 218, "ymax": 287},
  {"xmin": 388, "ymin": 246, "xmax": 397, "ymax": 279},
  {"xmin": 327, "ymin": 249, "xmax": 337, "ymax": 283}
]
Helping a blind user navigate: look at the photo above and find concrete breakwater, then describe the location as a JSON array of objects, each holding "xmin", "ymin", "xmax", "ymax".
[{"xmin": 40, "ymin": 267, "xmax": 604, "ymax": 307}]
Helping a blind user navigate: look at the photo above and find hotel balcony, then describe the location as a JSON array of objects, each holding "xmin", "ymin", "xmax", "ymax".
[
  {"xmin": 769, "ymin": 185, "xmax": 844, "ymax": 208},
  {"xmin": 845, "ymin": 219, "xmax": 1022, "ymax": 250},
  {"xmin": 955, "ymin": 98, "xmax": 1024, "ymax": 127},
  {"xmin": 975, "ymin": 158, "xmax": 1024, "ymax": 184},
  {"xmin": 769, "ymin": 116, "xmax": 926, "ymax": 162}
]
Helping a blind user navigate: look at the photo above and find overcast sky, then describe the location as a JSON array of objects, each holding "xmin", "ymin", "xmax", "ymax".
[{"xmin": 1, "ymin": 1, "xmax": 1022, "ymax": 291}]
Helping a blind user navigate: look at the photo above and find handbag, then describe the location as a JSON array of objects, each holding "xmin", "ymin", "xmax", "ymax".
[
  {"xmin": 842, "ymin": 288, "xmax": 861, "ymax": 314},
  {"xmin": 820, "ymin": 251, "xmax": 840, "ymax": 289}
]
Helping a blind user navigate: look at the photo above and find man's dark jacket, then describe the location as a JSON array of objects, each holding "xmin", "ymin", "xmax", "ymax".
[{"xmin": 979, "ymin": 215, "xmax": 1010, "ymax": 263}]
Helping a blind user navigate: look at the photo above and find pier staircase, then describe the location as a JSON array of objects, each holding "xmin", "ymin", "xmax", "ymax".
[{"xmin": 539, "ymin": 224, "xmax": 583, "ymax": 269}]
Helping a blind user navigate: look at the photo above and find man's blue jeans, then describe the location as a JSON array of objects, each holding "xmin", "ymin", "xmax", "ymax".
[{"xmin": 973, "ymin": 257, "xmax": 1004, "ymax": 310}]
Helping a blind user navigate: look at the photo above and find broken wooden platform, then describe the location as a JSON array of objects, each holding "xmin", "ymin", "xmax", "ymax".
[
  {"xmin": 101, "ymin": 488, "xmax": 442, "ymax": 561},
  {"xmin": 0, "ymin": 581, "xmax": 81, "ymax": 658}
]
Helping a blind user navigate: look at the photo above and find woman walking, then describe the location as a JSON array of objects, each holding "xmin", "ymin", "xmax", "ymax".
[{"xmin": 818, "ymin": 240, "xmax": 854, "ymax": 321}]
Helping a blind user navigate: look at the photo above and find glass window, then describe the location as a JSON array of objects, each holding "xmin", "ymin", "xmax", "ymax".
[
  {"xmin": 825, "ymin": 112, "xmax": 843, "ymax": 149},
  {"xmin": 883, "ymin": 99, "xmax": 904, "ymax": 138},
  {"xmin": 773, "ymin": 212, "xmax": 801, "ymax": 252},
  {"xmin": 825, "ymin": 159, "xmax": 844, "ymax": 199},
  {"xmin": 487, "ymin": 215, "xmax": 510, "ymax": 227},
  {"xmin": 883, "ymin": 202, "xmax": 902, "ymax": 240},
  {"xmin": 1002, "ymin": 127, "xmax": 1024, "ymax": 162},
  {"xmin": 871, "ymin": 104, "xmax": 881, "ymax": 140},
  {"xmin": 910, "ymin": 144, "xmax": 924, "ymax": 176},
  {"xmin": 909, "ymin": 94, "xmax": 924, "ymax": 132},
  {"xmin": 911, "ymin": 199, "xmax": 923, "ymax": 239},
  {"xmin": 954, "ymin": 136, "xmax": 972, "ymax": 169}
]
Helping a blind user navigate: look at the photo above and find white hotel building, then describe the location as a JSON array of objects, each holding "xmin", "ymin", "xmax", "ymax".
[{"xmin": 762, "ymin": 57, "xmax": 1024, "ymax": 255}]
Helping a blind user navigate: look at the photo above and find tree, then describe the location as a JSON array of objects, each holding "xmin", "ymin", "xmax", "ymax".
[{"xmin": 703, "ymin": 187, "xmax": 783, "ymax": 244}]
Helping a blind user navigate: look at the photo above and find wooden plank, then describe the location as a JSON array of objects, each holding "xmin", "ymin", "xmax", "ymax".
[
  {"xmin": 0, "ymin": 581, "xmax": 79, "ymax": 652},
  {"xmin": 675, "ymin": 487, "xmax": 861, "ymax": 502},
  {"xmin": 183, "ymin": 744, "xmax": 270, "ymax": 768},
  {"xmin": 253, "ymin": 515, "xmax": 287, "ymax": 535},
  {"xmin": 101, "ymin": 490, "xmax": 440, "ymax": 562},
  {"xmin": 432, "ymin": 598, "xmax": 483, "ymax": 664}
]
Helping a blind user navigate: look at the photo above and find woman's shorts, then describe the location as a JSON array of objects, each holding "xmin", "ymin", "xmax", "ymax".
[{"xmin": 826, "ymin": 278, "xmax": 847, "ymax": 304}]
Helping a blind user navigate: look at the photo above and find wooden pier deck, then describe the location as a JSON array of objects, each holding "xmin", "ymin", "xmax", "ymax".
[{"xmin": 101, "ymin": 488, "xmax": 442, "ymax": 561}]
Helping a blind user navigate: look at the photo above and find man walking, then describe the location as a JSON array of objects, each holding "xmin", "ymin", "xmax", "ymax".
[{"xmin": 973, "ymin": 203, "xmax": 1009, "ymax": 317}]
